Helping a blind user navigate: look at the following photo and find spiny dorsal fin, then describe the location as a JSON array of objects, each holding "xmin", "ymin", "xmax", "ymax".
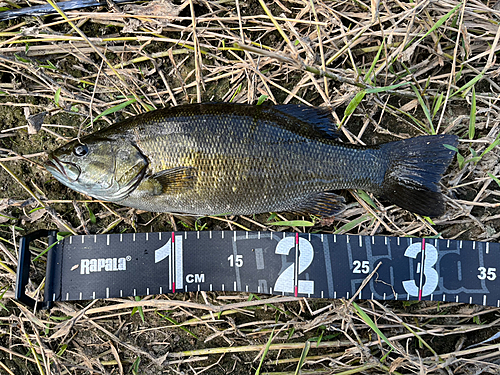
[{"xmin": 273, "ymin": 104, "xmax": 339, "ymax": 140}]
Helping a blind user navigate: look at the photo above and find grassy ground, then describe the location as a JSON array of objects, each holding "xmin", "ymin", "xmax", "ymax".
[{"xmin": 0, "ymin": 0, "xmax": 500, "ymax": 373}]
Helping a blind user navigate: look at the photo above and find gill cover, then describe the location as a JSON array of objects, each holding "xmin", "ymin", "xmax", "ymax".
[{"xmin": 46, "ymin": 138, "xmax": 148, "ymax": 202}]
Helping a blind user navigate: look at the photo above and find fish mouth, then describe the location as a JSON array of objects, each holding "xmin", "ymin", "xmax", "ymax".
[{"xmin": 45, "ymin": 155, "xmax": 81, "ymax": 182}]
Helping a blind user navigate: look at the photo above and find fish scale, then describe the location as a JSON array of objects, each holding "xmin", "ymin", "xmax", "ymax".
[
  {"xmin": 127, "ymin": 111, "xmax": 381, "ymax": 214},
  {"xmin": 45, "ymin": 103, "xmax": 458, "ymax": 217}
]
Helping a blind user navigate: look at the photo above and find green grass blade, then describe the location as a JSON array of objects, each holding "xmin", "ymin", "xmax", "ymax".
[
  {"xmin": 443, "ymin": 144, "xmax": 464, "ymax": 169},
  {"xmin": 33, "ymin": 232, "xmax": 72, "ymax": 261},
  {"xmin": 229, "ymin": 83, "xmax": 242, "ymax": 102},
  {"xmin": 451, "ymin": 72, "xmax": 484, "ymax": 98},
  {"xmin": 269, "ymin": 220, "xmax": 314, "ymax": 227},
  {"xmin": 365, "ymin": 81, "xmax": 408, "ymax": 93},
  {"xmin": 344, "ymin": 90, "xmax": 366, "ymax": 117},
  {"xmin": 334, "ymin": 215, "xmax": 371, "ymax": 234},
  {"xmin": 432, "ymin": 93, "xmax": 444, "ymax": 119},
  {"xmin": 256, "ymin": 95, "xmax": 268, "ymax": 105},
  {"xmin": 469, "ymin": 86, "xmax": 476, "ymax": 139},
  {"xmin": 131, "ymin": 356, "xmax": 141, "ymax": 375},
  {"xmin": 157, "ymin": 311, "xmax": 198, "ymax": 339},
  {"xmin": 356, "ymin": 190, "xmax": 377, "ymax": 209},
  {"xmin": 363, "ymin": 39, "xmax": 385, "ymax": 84},
  {"xmin": 56, "ymin": 344, "xmax": 68, "ymax": 357},
  {"xmin": 255, "ymin": 329, "xmax": 274, "ymax": 375},
  {"xmin": 340, "ymin": 90, "xmax": 366, "ymax": 127},
  {"xmin": 457, "ymin": 152, "xmax": 465, "ymax": 169},
  {"xmin": 352, "ymin": 301, "xmax": 396, "ymax": 351},
  {"xmin": 387, "ymin": 103, "xmax": 428, "ymax": 133},
  {"xmin": 85, "ymin": 203, "xmax": 96, "ymax": 224},
  {"xmin": 411, "ymin": 84, "xmax": 435, "ymax": 134},
  {"xmin": 398, "ymin": 319, "xmax": 441, "ymax": 359},
  {"xmin": 406, "ymin": 2, "xmax": 462, "ymax": 51},
  {"xmin": 131, "ymin": 296, "xmax": 145, "ymax": 323},
  {"xmin": 443, "ymin": 144, "xmax": 458, "ymax": 153},
  {"xmin": 93, "ymin": 99, "xmax": 137, "ymax": 123},
  {"xmin": 0, "ymin": 286, "xmax": 10, "ymax": 312},
  {"xmin": 488, "ymin": 172, "xmax": 500, "ymax": 188},
  {"xmin": 54, "ymin": 87, "xmax": 61, "ymax": 107},
  {"xmin": 294, "ymin": 340, "xmax": 311, "ymax": 374},
  {"xmin": 423, "ymin": 216, "xmax": 435, "ymax": 225},
  {"xmin": 480, "ymin": 134, "xmax": 500, "ymax": 158}
]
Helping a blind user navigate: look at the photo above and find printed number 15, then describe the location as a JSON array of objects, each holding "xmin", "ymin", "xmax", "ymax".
[{"xmin": 228, "ymin": 254, "xmax": 243, "ymax": 268}]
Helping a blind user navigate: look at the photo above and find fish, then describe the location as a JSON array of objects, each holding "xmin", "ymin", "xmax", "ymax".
[{"xmin": 45, "ymin": 103, "xmax": 458, "ymax": 217}]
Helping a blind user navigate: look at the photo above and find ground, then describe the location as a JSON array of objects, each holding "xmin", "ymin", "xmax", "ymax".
[{"xmin": 1, "ymin": 0, "xmax": 500, "ymax": 374}]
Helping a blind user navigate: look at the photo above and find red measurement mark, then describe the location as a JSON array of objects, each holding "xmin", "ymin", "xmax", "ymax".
[
  {"xmin": 172, "ymin": 232, "xmax": 175, "ymax": 293},
  {"xmin": 419, "ymin": 238, "xmax": 425, "ymax": 301}
]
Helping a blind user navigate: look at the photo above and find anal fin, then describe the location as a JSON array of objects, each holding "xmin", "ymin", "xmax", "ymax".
[{"xmin": 292, "ymin": 191, "xmax": 345, "ymax": 217}]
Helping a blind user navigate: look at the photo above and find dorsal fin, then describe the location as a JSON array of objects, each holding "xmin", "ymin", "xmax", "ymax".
[{"xmin": 273, "ymin": 104, "xmax": 339, "ymax": 140}]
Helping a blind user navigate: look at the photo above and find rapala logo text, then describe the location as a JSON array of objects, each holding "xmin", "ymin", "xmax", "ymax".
[{"xmin": 80, "ymin": 256, "xmax": 131, "ymax": 275}]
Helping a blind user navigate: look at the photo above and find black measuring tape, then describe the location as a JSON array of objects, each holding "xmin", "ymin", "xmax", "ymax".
[
  {"xmin": 15, "ymin": 230, "xmax": 500, "ymax": 309},
  {"xmin": 0, "ymin": 0, "xmax": 143, "ymax": 21}
]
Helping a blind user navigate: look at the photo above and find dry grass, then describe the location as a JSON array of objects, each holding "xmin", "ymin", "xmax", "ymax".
[{"xmin": 0, "ymin": 0, "xmax": 500, "ymax": 373}]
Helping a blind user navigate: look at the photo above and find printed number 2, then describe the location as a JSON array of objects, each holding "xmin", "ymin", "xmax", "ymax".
[
  {"xmin": 273, "ymin": 237, "xmax": 314, "ymax": 295},
  {"xmin": 402, "ymin": 243, "xmax": 439, "ymax": 297},
  {"xmin": 478, "ymin": 267, "xmax": 496, "ymax": 281}
]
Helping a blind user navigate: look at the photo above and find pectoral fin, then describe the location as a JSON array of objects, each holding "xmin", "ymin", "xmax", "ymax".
[{"xmin": 146, "ymin": 166, "xmax": 197, "ymax": 194}]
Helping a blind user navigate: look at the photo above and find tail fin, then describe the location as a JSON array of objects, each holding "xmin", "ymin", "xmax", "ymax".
[{"xmin": 380, "ymin": 134, "xmax": 458, "ymax": 217}]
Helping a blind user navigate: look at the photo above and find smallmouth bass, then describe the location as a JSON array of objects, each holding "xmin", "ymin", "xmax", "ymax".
[{"xmin": 46, "ymin": 103, "xmax": 458, "ymax": 217}]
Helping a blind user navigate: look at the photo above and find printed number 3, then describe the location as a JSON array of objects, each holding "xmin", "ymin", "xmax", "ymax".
[
  {"xmin": 273, "ymin": 237, "xmax": 314, "ymax": 295},
  {"xmin": 478, "ymin": 267, "xmax": 496, "ymax": 281},
  {"xmin": 402, "ymin": 243, "xmax": 439, "ymax": 297}
]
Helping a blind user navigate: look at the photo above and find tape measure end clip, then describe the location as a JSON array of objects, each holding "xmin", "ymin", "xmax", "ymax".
[{"xmin": 15, "ymin": 229, "xmax": 58, "ymax": 310}]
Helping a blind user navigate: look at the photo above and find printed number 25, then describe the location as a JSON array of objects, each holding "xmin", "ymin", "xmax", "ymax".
[{"xmin": 273, "ymin": 237, "xmax": 314, "ymax": 295}]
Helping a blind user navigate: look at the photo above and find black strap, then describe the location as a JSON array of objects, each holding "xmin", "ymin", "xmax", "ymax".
[
  {"xmin": 15, "ymin": 231, "xmax": 500, "ymax": 309},
  {"xmin": 0, "ymin": 0, "xmax": 141, "ymax": 21}
]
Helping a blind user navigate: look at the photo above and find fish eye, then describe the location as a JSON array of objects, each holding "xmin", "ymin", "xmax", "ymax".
[{"xmin": 73, "ymin": 144, "xmax": 88, "ymax": 157}]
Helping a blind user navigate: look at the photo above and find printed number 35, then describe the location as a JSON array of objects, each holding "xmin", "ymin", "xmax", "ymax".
[{"xmin": 478, "ymin": 267, "xmax": 496, "ymax": 281}]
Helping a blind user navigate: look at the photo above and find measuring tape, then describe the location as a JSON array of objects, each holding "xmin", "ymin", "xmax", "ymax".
[{"xmin": 15, "ymin": 230, "xmax": 500, "ymax": 309}]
